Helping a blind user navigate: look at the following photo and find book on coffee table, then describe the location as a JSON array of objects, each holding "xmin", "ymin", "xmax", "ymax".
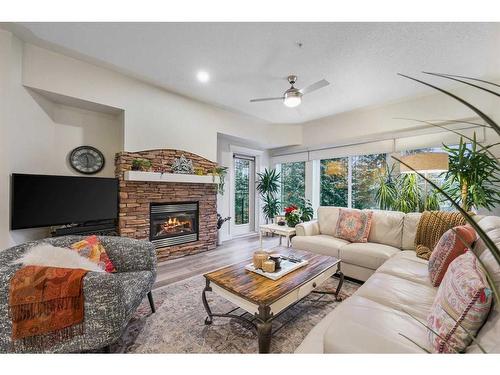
[{"xmin": 245, "ymin": 258, "xmax": 308, "ymax": 280}]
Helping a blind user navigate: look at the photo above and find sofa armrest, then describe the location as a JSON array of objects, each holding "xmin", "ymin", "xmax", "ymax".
[{"xmin": 296, "ymin": 220, "xmax": 320, "ymax": 236}]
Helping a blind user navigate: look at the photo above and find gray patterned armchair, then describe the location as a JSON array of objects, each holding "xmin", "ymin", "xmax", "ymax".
[{"xmin": 0, "ymin": 236, "xmax": 157, "ymax": 353}]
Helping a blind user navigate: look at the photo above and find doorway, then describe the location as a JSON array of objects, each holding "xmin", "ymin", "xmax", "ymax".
[{"xmin": 232, "ymin": 154, "xmax": 255, "ymax": 236}]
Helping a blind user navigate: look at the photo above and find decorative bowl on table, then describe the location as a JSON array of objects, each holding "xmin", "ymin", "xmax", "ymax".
[{"xmin": 269, "ymin": 254, "xmax": 282, "ymax": 270}]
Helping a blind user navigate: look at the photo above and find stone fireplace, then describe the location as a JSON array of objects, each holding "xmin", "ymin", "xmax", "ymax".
[{"xmin": 115, "ymin": 149, "xmax": 218, "ymax": 261}]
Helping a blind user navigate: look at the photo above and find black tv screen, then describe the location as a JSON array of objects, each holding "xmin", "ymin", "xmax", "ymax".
[{"xmin": 11, "ymin": 174, "xmax": 118, "ymax": 230}]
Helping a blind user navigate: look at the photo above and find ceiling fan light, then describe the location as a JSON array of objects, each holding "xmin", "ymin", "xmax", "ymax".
[{"xmin": 283, "ymin": 91, "xmax": 302, "ymax": 108}]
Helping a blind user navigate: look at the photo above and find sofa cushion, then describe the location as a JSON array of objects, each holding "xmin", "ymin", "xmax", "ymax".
[
  {"xmin": 335, "ymin": 208, "xmax": 373, "ymax": 243},
  {"xmin": 427, "ymin": 251, "xmax": 493, "ymax": 353},
  {"xmin": 355, "ymin": 272, "xmax": 436, "ymax": 320},
  {"xmin": 322, "ymin": 295, "xmax": 431, "ymax": 353},
  {"xmin": 368, "ymin": 209, "xmax": 404, "ymax": 248},
  {"xmin": 339, "ymin": 242, "xmax": 399, "ymax": 270},
  {"xmin": 317, "ymin": 206, "xmax": 340, "ymax": 236},
  {"xmin": 428, "ymin": 225, "xmax": 476, "ymax": 287},
  {"xmin": 402, "ymin": 212, "xmax": 422, "ymax": 250},
  {"xmin": 377, "ymin": 251, "xmax": 432, "ymax": 287},
  {"xmin": 468, "ymin": 216, "xmax": 500, "ymax": 353},
  {"xmin": 292, "ymin": 235, "xmax": 348, "ymax": 258}
]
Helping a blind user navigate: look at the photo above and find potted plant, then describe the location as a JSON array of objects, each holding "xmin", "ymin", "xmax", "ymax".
[
  {"xmin": 131, "ymin": 158, "xmax": 152, "ymax": 171},
  {"xmin": 284, "ymin": 205, "xmax": 301, "ymax": 228},
  {"xmin": 257, "ymin": 168, "xmax": 281, "ymax": 224},
  {"xmin": 216, "ymin": 214, "xmax": 231, "ymax": 246},
  {"xmin": 211, "ymin": 166, "xmax": 228, "ymax": 195}
]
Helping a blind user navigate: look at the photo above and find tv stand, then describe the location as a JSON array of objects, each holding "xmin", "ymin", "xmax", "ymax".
[{"xmin": 52, "ymin": 220, "xmax": 118, "ymax": 237}]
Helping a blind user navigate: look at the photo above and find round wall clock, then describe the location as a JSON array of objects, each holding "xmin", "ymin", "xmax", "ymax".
[{"xmin": 69, "ymin": 146, "xmax": 105, "ymax": 174}]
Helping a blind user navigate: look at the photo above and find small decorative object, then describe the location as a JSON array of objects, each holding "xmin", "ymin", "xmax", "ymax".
[
  {"xmin": 211, "ymin": 166, "xmax": 228, "ymax": 195},
  {"xmin": 269, "ymin": 254, "xmax": 282, "ymax": 270},
  {"xmin": 284, "ymin": 205, "xmax": 301, "ymax": 228},
  {"xmin": 131, "ymin": 158, "xmax": 152, "ymax": 171},
  {"xmin": 276, "ymin": 215, "xmax": 286, "ymax": 226},
  {"xmin": 194, "ymin": 166, "xmax": 205, "ymax": 176},
  {"xmin": 262, "ymin": 259, "xmax": 275, "ymax": 273},
  {"xmin": 69, "ymin": 146, "xmax": 105, "ymax": 175},
  {"xmin": 253, "ymin": 250, "xmax": 268, "ymax": 269},
  {"xmin": 171, "ymin": 154, "xmax": 194, "ymax": 174},
  {"xmin": 216, "ymin": 214, "xmax": 231, "ymax": 246}
]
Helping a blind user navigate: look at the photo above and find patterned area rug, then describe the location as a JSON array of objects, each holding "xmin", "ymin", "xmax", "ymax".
[{"xmin": 110, "ymin": 275, "xmax": 360, "ymax": 354}]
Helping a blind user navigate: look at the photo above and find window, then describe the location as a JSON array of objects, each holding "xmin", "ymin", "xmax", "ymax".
[
  {"xmin": 352, "ymin": 153, "xmax": 388, "ymax": 209},
  {"xmin": 280, "ymin": 161, "xmax": 306, "ymax": 209},
  {"xmin": 320, "ymin": 158, "xmax": 348, "ymax": 207},
  {"xmin": 234, "ymin": 158, "xmax": 250, "ymax": 225}
]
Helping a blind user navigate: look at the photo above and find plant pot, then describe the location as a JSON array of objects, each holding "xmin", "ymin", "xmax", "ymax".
[{"xmin": 217, "ymin": 230, "xmax": 222, "ymax": 246}]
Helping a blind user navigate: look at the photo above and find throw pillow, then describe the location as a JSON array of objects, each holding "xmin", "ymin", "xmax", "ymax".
[
  {"xmin": 334, "ymin": 208, "xmax": 373, "ymax": 243},
  {"xmin": 427, "ymin": 251, "xmax": 492, "ymax": 353},
  {"xmin": 428, "ymin": 225, "xmax": 477, "ymax": 287},
  {"xmin": 13, "ymin": 243, "xmax": 105, "ymax": 272},
  {"xmin": 71, "ymin": 235, "xmax": 117, "ymax": 273}
]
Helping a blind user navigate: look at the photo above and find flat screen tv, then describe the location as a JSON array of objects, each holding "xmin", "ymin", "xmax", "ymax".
[{"xmin": 11, "ymin": 173, "xmax": 118, "ymax": 230}]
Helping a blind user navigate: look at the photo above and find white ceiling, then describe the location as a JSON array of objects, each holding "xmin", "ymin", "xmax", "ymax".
[{"xmin": 12, "ymin": 22, "xmax": 500, "ymax": 124}]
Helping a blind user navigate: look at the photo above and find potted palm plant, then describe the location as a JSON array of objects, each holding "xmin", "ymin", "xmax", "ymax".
[{"xmin": 257, "ymin": 168, "xmax": 281, "ymax": 224}]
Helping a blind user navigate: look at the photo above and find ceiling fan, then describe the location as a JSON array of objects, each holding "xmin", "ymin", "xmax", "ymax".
[{"xmin": 250, "ymin": 75, "xmax": 330, "ymax": 108}]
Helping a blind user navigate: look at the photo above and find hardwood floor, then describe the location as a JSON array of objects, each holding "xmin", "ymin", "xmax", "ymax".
[{"xmin": 154, "ymin": 233, "xmax": 282, "ymax": 290}]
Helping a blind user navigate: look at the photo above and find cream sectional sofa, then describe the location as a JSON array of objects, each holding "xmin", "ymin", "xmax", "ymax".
[
  {"xmin": 292, "ymin": 207, "xmax": 500, "ymax": 353},
  {"xmin": 293, "ymin": 207, "xmax": 422, "ymax": 281}
]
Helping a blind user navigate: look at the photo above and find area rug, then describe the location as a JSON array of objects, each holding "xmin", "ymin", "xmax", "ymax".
[{"xmin": 109, "ymin": 275, "xmax": 360, "ymax": 354}]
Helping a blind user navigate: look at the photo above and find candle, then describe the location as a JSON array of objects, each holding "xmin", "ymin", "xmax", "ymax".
[{"xmin": 262, "ymin": 260, "xmax": 275, "ymax": 273}]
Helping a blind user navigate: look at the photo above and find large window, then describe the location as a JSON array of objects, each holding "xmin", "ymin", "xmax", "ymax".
[
  {"xmin": 234, "ymin": 158, "xmax": 250, "ymax": 225},
  {"xmin": 280, "ymin": 161, "xmax": 306, "ymax": 208},
  {"xmin": 320, "ymin": 158, "xmax": 348, "ymax": 207},
  {"xmin": 352, "ymin": 153, "xmax": 388, "ymax": 209}
]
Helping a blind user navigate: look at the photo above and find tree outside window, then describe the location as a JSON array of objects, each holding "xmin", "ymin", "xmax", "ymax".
[
  {"xmin": 352, "ymin": 153, "xmax": 388, "ymax": 209},
  {"xmin": 234, "ymin": 158, "xmax": 250, "ymax": 224},
  {"xmin": 280, "ymin": 162, "xmax": 306, "ymax": 209},
  {"xmin": 320, "ymin": 158, "xmax": 348, "ymax": 207}
]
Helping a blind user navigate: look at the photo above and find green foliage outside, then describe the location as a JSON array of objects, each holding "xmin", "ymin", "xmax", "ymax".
[
  {"xmin": 352, "ymin": 153, "xmax": 387, "ymax": 209},
  {"xmin": 234, "ymin": 158, "xmax": 250, "ymax": 225},
  {"xmin": 320, "ymin": 158, "xmax": 348, "ymax": 207},
  {"xmin": 281, "ymin": 162, "xmax": 306, "ymax": 208}
]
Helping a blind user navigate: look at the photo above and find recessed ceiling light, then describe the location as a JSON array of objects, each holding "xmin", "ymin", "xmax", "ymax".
[{"xmin": 196, "ymin": 71, "xmax": 210, "ymax": 83}]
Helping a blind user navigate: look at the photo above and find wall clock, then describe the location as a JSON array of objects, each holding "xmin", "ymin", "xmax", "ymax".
[{"xmin": 69, "ymin": 146, "xmax": 105, "ymax": 174}]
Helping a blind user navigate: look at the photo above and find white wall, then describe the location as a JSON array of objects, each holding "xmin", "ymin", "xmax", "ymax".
[
  {"xmin": 21, "ymin": 43, "xmax": 302, "ymax": 162},
  {"xmin": 0, "ymin": 31, "xmax": 124, "ymax": 248},
  {"xmin": 285, "ymin": 83, "xmax": 500, "ymax": 155}
]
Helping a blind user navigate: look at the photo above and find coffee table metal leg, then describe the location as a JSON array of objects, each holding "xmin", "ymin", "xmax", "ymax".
[
  {"xmin": 334, "ymin": 263, "xmax": 344, "ymax": 302},
  {"xmin": 202, "ymin": 279, "xmax": 213, "ymax": 325},
  {"xmin": 257, "ymin": 320, "xmax": 272, "ymax": 353},
  {"xmin": 255, "ymin": 305, "xmax": 273, "ymax": 353}
]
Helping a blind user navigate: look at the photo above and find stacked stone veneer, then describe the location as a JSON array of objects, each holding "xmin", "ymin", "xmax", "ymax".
[{"xmin": 115, "ymin": 149, "xmax": 218, "ymax": 261}]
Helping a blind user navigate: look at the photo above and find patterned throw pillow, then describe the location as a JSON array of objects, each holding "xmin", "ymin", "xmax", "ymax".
[
  {"xmin": 428, "ymin": 225, "xmax": 476, "ymax": 287},
  {"xmin": 334, "ymin": 208, "xmax": 373, "ymax": 243},
  {"xmin": 71, "ymin": 235, "xmax": 117, "ymax": 273},
  {"xmin": 427, "ymin": 251, "xmax": 492, "ymax": 353}
]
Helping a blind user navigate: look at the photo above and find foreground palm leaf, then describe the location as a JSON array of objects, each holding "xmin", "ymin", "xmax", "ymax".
[
  {"xmin": 422, "ymin": 72, "xmax": 500, "ymax": 97},
  {"xmin": 398, "ymin": 73, "xmax": 500, "ymax": 136}
]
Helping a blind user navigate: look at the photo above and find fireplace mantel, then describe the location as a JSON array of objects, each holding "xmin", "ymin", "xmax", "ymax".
[{"xmin": 124, "ymin": 171, "xmax": 220, "ymax": 184}]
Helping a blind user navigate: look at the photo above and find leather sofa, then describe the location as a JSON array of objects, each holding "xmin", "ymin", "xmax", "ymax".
[{"xmin": 292, "ymin": 207, "xmax": 500, "ymax": 353}]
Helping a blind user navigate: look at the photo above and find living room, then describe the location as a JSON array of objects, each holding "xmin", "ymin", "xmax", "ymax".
[{"xmin": 1, "ymin": 1, "xmax": 500, "ymax": 374}]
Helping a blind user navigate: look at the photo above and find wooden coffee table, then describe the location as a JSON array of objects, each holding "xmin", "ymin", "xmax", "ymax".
[{"xmin": 202, "ymin": 248, "xmax": 343, "ymax": 353}]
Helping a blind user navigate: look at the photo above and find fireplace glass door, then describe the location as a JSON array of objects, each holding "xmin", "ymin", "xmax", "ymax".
[{"xmin": 150, "ymin": 202, "xmax": 199, "ymax": 247}]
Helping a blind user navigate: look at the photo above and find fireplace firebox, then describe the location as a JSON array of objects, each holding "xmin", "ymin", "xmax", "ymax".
[{"xmin": 150, "ymin": 202, "xmax": 199, "ymax": 248}]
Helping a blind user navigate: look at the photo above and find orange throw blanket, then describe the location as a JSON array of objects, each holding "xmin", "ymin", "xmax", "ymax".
[{"xmin": 9, "ymin": 266, "xmax": 88, "ymax": 350}]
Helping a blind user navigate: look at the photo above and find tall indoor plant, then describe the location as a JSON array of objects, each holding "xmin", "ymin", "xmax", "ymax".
[
  {"xmin": 257, "ymin": 168, "xmax": 281, "ymax": 223},
  {"xmin": 394, "ymin": 72, "xmax": 500, "ymax": 352}
]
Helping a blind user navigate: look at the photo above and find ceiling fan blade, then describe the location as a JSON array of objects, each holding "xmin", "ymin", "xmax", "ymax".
[
  {"xmin": 299, "ymin": 79, "xmax": 330, "ymax": 95},
  {"xmin": 249, "ymin": 97, "xmax": 284, "ymax": 103}
]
